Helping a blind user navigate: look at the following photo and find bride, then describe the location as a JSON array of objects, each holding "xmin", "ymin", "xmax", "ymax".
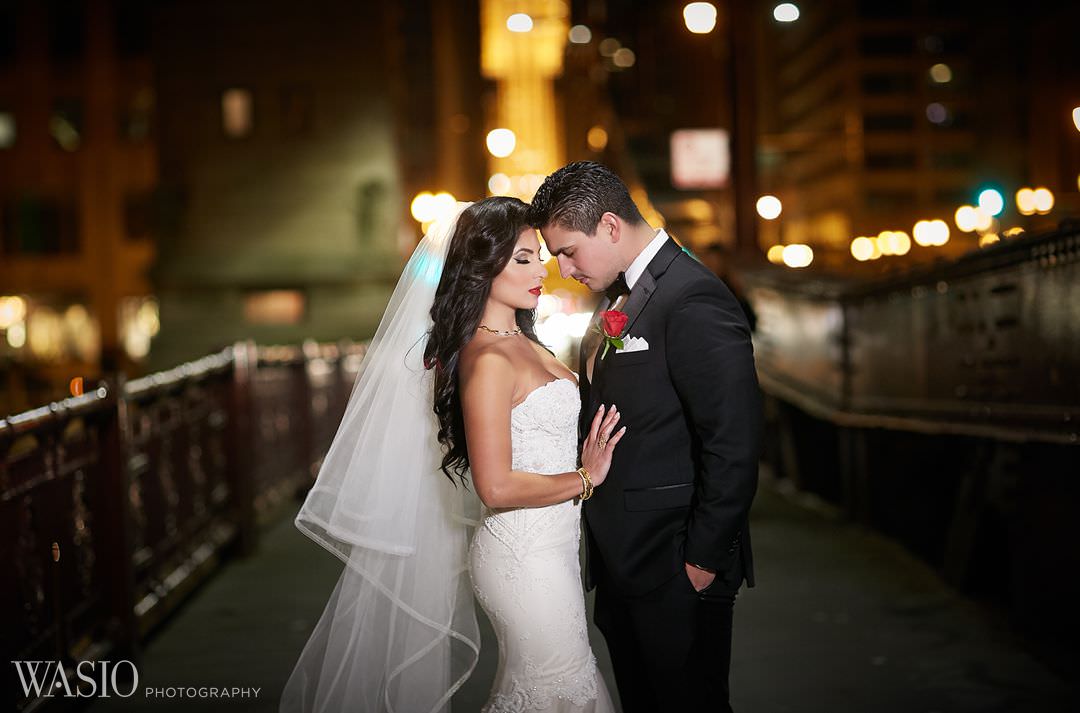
[{"xmin": 280, "ymin": 197, "xmax": 625, "ymax": 712}]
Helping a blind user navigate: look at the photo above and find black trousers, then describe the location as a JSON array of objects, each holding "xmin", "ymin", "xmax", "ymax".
[{"xmin": 594, "ymin": 568, "xmax": 738, "ymax": 713}]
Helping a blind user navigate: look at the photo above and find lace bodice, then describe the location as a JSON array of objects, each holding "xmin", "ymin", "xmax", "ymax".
[{"xmin": 510, "ymin": 378, "xmax": 580, "ymax": 475}]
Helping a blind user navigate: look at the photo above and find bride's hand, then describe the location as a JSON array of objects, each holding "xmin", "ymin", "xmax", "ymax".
[{"xmin": 581, "ymin": 405, "xmax": 626, "ymax": 488}]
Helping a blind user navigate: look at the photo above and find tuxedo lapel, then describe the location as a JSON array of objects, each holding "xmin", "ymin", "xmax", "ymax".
[{"xmin": 593, "ymin": 237, "xmax": 682, "ymax": 380}]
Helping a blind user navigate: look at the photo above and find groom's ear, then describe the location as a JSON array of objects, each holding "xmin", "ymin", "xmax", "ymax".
[{"xmin": 600, "ymin": 212, "xmax": 620, "ymax": 243}]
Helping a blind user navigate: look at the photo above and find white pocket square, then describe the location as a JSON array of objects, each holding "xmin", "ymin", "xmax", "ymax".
[{"xmin": 616, "ymin": 336, "xmax": 649, "ymax": 354}]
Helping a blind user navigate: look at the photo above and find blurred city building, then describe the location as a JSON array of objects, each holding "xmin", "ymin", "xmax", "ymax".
[
  {"xmin": 150, "ymin": 0, "xmax": 406, "ymax": 369},
  {"xmin": 753, "ymin": 0, "xmax": 1080, "ymax": 272},
  {"xmin": 0, "ymin": 0, "xmax": 157, "ymax": 412}
]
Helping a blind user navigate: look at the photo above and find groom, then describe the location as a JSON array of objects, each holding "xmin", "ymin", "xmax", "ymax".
[{"xmin": 528, "ymin": 162, "xmax": 762, "ymax": 713}]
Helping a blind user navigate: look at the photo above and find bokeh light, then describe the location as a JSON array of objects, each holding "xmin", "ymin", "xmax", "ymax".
[
  {"xmin": 569, "ymin": 25, "xmax": 592, "ymax": 44},
  {"xmin": 683, "ymin": 3, "xmax": 718, "ymax": 33},
  {"xmin": 978, "ymin": 188, "xmax": 1004, "ymax": 216},
  {"xmin": 486, "ymin": 128, "xmax": 516, "ymax": 158},
  {"xmin": 773, "ymin": 3, "xmax": 800, "ymax": 22},
  {"xmin": 756, "ymin": 195, "xmax": 783, "ymax": 220},
  {"xmin": 782, "ymin": 244, "xmax": 813, "ymax": 268},
  {"xmin": 929, "ymin": 63, "xmax": 952, "ymax": 83},
  {"xmin": 506, "ymin": 13, "xmax": 533, "ymax": 33}
]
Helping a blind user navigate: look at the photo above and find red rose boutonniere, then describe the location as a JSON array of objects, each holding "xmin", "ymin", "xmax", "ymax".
[{"xmin": 597, "ymin": 309, "xmax": 629, "ymax": 358}]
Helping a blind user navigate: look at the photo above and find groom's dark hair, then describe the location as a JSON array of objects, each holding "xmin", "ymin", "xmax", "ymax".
[{"xmin": 527, "ymin": 161, "xmax": 645, "ymax": 234}]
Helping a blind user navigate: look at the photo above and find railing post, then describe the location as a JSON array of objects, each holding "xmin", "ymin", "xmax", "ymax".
[
  {"xmin": 228, "ymin": 341, "xmax": 258, "ymax": 556},
  {"xmin": 99, "ymin": 376, "xmax": 140, "ymax": 661}
]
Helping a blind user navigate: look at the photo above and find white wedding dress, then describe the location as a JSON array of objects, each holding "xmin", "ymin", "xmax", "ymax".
[{"xmin": 468, "ymin": 377, "xmax": 616, "ymax": 713}]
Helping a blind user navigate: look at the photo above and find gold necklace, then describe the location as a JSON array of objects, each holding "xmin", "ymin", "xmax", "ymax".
[{"xmin": 478, "ymin": 324, "xmax": 522, "ymax": 337}]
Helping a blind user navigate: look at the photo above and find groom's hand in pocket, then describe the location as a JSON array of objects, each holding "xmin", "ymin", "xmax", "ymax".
[{"xmin": 685, "ymin": 562, "xmax": 716, "ymax": 592}]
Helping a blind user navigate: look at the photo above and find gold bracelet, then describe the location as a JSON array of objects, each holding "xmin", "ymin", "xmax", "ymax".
[{"xmin": 577, "ymin": 467, "xmax": 593, "ymax": 501}]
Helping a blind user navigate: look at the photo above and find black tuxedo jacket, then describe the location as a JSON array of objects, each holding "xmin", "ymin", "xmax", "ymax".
[{"xmin": 580, "ymin": 237, "xmax": 762, "ymax": 597}]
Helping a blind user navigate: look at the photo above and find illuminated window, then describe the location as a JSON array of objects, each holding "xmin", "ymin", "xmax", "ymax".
[
  {"xmin": 50, "ymin": 98, "xmax": 83, "ymax": 151},
  {"xmin": 243, "ymin": 290, "xmax": 305, "ymax": 325},
  {"xmin": 222, "ymin": 88, "xmax": 254, "ymax": 139},
  {"xmin": 0, "ymin": 111, "xmax": 15, "ymax": 148}
]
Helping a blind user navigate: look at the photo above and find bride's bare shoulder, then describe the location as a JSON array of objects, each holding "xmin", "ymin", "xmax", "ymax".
[{"xmin": 458, "ymin": 338, "xmax": 514, "ymax": 387}]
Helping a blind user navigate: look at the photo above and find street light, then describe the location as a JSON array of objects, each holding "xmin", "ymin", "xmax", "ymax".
[
  {"xmin": 1016, "ymin": 188, "xmax": 1037, "ymax": 215},
  {"xmin": 782, "ymin": 244, "xmax": 813, "ymax": 268},
  {"xmin": 755, "ymin": 195, "xmax": 782, "ymax": 220},
  {"xmin": 683, "ymin": 3, "xmax": 718, "ymax": 34},
  {"xmin": 506, "ymin": 13, "xmax": 533, "ymax": 33},
  {"xmin": 977, "ymin": 188, "xmax": 1004, "ymax": 216},
  {"xmin": 486, "ymin": 128, "xmax": 516, "ymax": 158},
  {"xmin": 773, "ymin": 3, "xmax": 800, "ymax": 22},
  {"xmin": 1032, "ymin": 187, "xmax": 1054, "ymax": 214}
]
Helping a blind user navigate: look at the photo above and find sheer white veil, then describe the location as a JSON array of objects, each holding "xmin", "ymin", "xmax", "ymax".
[{"xmin": 280, "ymin": 203, "xmax": 483, "ymax": 713}]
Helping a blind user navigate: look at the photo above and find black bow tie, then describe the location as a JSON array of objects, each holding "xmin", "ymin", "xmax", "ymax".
[{"xmin": 605, "ymin": 273, "xmax": 630, "ymax": 302}]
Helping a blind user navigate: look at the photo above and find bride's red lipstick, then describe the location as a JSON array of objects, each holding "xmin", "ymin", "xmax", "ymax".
[{"xmin": 529, "ymin": 287, "xmax": 542, "ymax": 296}]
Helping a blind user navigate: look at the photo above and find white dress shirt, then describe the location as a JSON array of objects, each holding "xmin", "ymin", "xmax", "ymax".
[{"xmin": 624, "ymin": 228, "xmax": 670, "ymax": 290}]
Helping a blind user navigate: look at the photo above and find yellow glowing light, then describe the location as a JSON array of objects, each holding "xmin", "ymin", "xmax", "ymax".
[
  {"xmin": 683, "ymin": 3, "xmax": 718, "ymax": 34},
  {"xmin": 587, "ymin": 125, "xmax": 608, "ymax": 152},
  {"xmin": 979, "ymin": 233, "xmax": 1000, "ymax": 247},
  {"xmin": 1032, "ymin": 187, "xmax": 1054, "ymax": 214},
  {"xmin": 506, "ymin": 13, "xmax": 533, "ymax": 33},
  {"xmin": 569, "ymin": 25, "xmax": 592, "ymax": 44},
  {"xmin": 954, "ymin": 205, "xmax": 978, "ymax": 232},
  {"xmin": 486, "ymin": 128, "xmax": 516, "ymax": 158},
  {"xmin": 431, "ymin": 192, "xmax": 457, "ymax": 222},
  {"xmin": 929, "ymin": 63, "xmax": 952, "ymax": 84},
  {"xmin": 137, "ymin": 300, "xmax": 160, "ymax": 336},
  {"xmin": 7, "ymin": 321, "xmax": 26, "ymax": 348},
  {"xmin": 773, "ymin": 3, "xmax": 800, "ymax": 22},
  {"xmin": 782, "ymin": 243, "xmax": 813, "ymax": 268},
  {"xmin": 927, "ymin": 219, "xmax": 950, "ymax": 246},
  {"xmin": 410, "ymin": 192, "xmax": 436, "ymax": 222},
  {"xmin": 0, "ymin": 295, "xmax": 27, "ymax": 328},
  {"xmin": 913, "ymin": 221, "xmax": 932, "ymax": 247},
  {"xmin": 488, "ymin": 173, "xmax": 512, "ymax": 195},
  {"xmin": 972, "ymin": 207, "xmax": 993, "ymax": 232},
  {"xmin": 766, "ymin": 245, "xmax": 786, "ymax": 264},
  {"xmin": 876, "ymin": 231, "xmax": 896, "ymax": 255},
  {"xmin": 756, "ymin": 195, "xmax": 782, "ymax": 220},
  {"xmin": 851, "ymin": 237, "xmax": 876, "ymax": 261},
  {"xmin": 1002, "ymin": 226, "xmax": 1025, "ymax": 238},
  {"xmin": 612, "ymin": 48, "xmax": 636, "ymax": 68},
  {"xmin": 891, "ymin": 230, "xmax": 912, "ymax": 256},
  {"xmin": 1016, "ymin": 188, "xmax": 1036, "ymax": 215},
  {"xmin": 1073, "ymin": 107, "xmax": 1080, "ymax": 132},
  {"xmin": 70, "ymin": 377, "xmax": 84, "ymax": 397}
]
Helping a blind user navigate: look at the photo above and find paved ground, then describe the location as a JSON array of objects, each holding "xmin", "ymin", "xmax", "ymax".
[{"xmin": 87, "ymin": 481, "xmax": 1077, "ymax": 713}]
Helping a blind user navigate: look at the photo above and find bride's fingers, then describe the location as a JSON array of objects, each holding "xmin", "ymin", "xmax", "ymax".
[
  {"xmin": 606, "ymin": 426, "xmax": 627, "ymax": 450},
  {"xmin": 599, "ymin": 407, "xmax": 620, "ymax": 435},
  {"xmin": 588, "ymin": 405, "xmax": 606, "ymax": 444}
]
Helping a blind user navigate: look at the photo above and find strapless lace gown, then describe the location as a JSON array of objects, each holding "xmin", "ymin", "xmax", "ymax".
[{"xmin": 468, "ymin": 378, "xmax": 615, "ymax": 713}]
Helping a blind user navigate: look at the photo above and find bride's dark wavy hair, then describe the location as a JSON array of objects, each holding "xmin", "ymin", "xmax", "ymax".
[{"xmin": 424, "ymin": 196, "xmax": 543, "ymax": 485}]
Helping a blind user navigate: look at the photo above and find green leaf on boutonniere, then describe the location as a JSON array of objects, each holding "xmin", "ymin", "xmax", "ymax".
[{"xmin": 600, "ymin": 337, "xmax": 624, "ymax": 359}]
